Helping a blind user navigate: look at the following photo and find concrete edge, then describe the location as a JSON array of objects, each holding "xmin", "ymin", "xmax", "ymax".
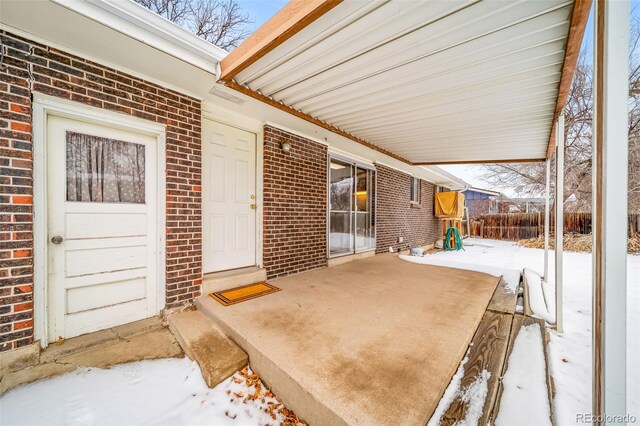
[
  {"xmin": 0, "ymin": 342, "xmax": 40, "ymax": 378},
  {"xmin": 194, "ymin": 296, "xmax": 348, "ymax": 426},
  {"xmin": 327, "ymin": 250, "xmax": 376, "ymax": 267},
  {"xmin": 203, "ymin": 268, "xmax": 268, "ymax": 294}
]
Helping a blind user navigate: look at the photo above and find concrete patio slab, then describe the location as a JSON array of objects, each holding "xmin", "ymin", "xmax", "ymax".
[{"xmin": 196, "ymin": 254, "xmax": 500, "ymax": 426}]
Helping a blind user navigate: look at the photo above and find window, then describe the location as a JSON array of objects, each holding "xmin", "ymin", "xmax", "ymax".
[
  {"xmin": 66, "ymin": 131, "xmax": 146, "ymax": 203},
  {"xmin": 410, "ymin": 177, "xmax": 420, "ymax": 203}
]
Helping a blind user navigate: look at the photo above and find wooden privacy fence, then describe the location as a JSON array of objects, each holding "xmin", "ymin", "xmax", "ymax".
[{"xmin": 471, "ymin": 212, "xmax": 640, "ymax": 241}]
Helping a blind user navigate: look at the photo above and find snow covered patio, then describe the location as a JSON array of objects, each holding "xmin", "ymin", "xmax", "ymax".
[{"xmin": 195, "ymin": 254, "xmax": 501, "ymax": 425}]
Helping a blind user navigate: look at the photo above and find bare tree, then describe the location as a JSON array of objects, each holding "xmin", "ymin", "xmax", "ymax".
[
  {"xmin": 135, "ymin": 0, "xmax": 252, "ymax": 51},
  {"xmin": 480, "ymin": 16, "xmax": 640, "ymax": 213}
]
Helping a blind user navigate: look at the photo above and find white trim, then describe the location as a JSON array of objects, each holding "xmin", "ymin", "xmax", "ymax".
[
  {"xmin": 52, "ymin": 0, "xmax": 226, "ymax": 68},
  {"xmin": 592, "ymin": 0, "xmax": 629, "ymax": 417},
  {"xmin": 374, "ymin": 160, "xmax": 409, "ymax": 175},
  {"xmin": 32, "ymin": 94, "xmax": 166, "ymax": 347},
  {"xmin": 202, "ymin": 102, "xmax": 263, "ymax": 133},
  {"xmin": 329, "ymin": 147, "xmax": 375, "ymax": 169},
  {"xmin": 543, "ymin": 159, "xmax": 551, "ymax": 281},
  {"xmin": 264, "ymin": 121, "xmax": 330, "ymax": 146},
  {"xmin": 0, "ymin": 24, "xmax": 208, "ymax": 102},
  {"xmin": 420, "ymin": 166, "xmax": 468, "ymax": 189},
  {"xmin": 256, "ymin": 128, "xmax": 264, "ymax": 268},
  {"xmin": 554, "ymin": 113, "xmax": 564, "ymax": 333}
]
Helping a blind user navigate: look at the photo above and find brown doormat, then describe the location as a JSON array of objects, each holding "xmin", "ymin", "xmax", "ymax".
[{"xmin": 210, "ymin": 282, "xmax": 281, "ymax": 306}]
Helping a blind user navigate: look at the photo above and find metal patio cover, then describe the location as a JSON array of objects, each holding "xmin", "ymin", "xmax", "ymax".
[{"xmin": 218, "ymin": 0, "xmax": 590, "ymax": 165}]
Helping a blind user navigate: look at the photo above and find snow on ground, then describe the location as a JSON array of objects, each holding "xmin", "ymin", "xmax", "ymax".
[
  {"xmin": 403, "ymin": 238, "xmax": 639, "ymax": 424},
  {"xmin": 401, "ymin": 247, "xmax": 521, "ymax": 293},
  {"xmin": 0, "ymin": 358, "xmax": 288, "ymax": 426},
  {"xmin": 494, "ymin": 323, "xmax": 551, "ymax": 426},
  {"xmin": 523, "ymin": 267, "xmax": 555, "ymax": 324}
]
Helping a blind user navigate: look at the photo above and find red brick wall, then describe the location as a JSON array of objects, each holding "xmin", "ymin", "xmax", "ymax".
[
  {"xmin": 263, "ymin": 126, "xmax": 327, "ymax": 278},
  {"xmin": 375, "ymin": 164, "xmax": 440, "ymax": 253},
  {"xmin": 0, "ymin": 31, "xmax": 202, "ymax": 351}
]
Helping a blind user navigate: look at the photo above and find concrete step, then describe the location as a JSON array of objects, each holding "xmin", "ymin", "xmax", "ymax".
[
  {"xmin": 167, "ymin": 309, "xmax": 248, "ymax": 388},
  {"xmin": 203, "ymin": 266, "xmax": 267, "ymax": 294}
]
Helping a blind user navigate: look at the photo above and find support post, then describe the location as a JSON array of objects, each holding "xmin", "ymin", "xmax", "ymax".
[
  {"xmin": 544, "ymin": 159, "xmax": 551, "ymax": 281},
  {"xmin": 554, "ymin": 114, "xmax": 564, "ymax": 333},
  {"xmin": 592, "ymin": 0, "xmax": 629, "ymax": 422}
]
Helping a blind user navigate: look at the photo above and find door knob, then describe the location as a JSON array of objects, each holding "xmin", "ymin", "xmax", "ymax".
[
  {"xmin": 250, "ymin": 204, "xmax": 256, "ymax": 210},
  {"xmin": 51, "ymin": 235, "xmax": 63, "ymax": 244}
]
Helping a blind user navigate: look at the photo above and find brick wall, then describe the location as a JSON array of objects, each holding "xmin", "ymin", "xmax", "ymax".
[
  {"xmin": 263, "ymin": 126, "xmax": 327, "ymax": 278},
  {"xmin": 0, "ymin": 31, "xmax": 202, "ymax": 351},
  {"xmin": 375, "ymin": 164, "xmax": 440, "ymax": 253}
]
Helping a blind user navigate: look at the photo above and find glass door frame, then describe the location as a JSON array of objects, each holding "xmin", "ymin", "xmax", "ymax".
[{"xmin": 327, "ymin": 154, "xmax": 377, "ymax": 259}]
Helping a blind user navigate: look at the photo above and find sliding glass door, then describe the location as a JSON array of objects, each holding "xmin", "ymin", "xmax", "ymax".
[{"xmin": 329, "ymin": 158, "xmax": 376, "ymax": 257}]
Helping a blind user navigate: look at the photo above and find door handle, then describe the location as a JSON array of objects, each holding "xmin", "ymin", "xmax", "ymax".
[
  {"xmin": 51, "ymin": 235, "xmax": 63, "ymax": 244},
  {"xmin": 250, "ymin": 204, "xmax": 257, "ymax": 210}
]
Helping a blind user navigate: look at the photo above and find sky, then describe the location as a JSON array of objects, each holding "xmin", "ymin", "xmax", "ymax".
[
  {"xmin": 236, "ymin": 1, "xmax": 638, "ymax": 195},
  {"xmin": 236, "ymin": 0, "xmax": 288, "ymax": 32}
]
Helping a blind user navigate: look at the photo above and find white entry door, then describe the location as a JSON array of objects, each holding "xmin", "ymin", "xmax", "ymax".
[
  {"xmin": 202, "ymin": 119, "xmax": 257, "ymax": 272},
  {"xmin": 47, "ymin": 115, "xmax": 159, "ymax": 342}
]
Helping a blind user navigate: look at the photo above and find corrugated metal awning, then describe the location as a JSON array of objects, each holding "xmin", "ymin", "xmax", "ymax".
[{"xmin": 219, "ymin": 0, "xmax": 590, "ymax": 165}]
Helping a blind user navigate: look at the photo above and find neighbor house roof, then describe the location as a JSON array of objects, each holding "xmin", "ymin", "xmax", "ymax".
[
  {"xmin": 218, "ymin": 0, "xmax": 591, "ymax": 165},
  {"xmin": 463, "ymin": 187, "xmax": 503, "ymax": 197}
]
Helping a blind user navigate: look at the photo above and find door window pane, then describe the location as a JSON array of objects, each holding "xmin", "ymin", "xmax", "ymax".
[
  {"xmin": 329, "ymin": 159, "xmax": 376, "ymax": 257},
  {"xmin": 66, "ymin": 131, "xmax": 145, "ymax": 204},
  {"xmin": 329, "ymin": 160, "xmax": 353, "ymax": 256},
  {"xmin": 355, "ymin": 167, "xmax": 375, "ymax": 250}
]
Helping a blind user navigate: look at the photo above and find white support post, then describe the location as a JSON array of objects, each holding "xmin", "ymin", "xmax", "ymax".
[
  {"xmin": 592, "ymin": 0, "xmax": 629, "ymax": 421},
  {"xmin": 543, "ymin": 159, "xmax": 551, "ymax": 282},
  {"xmin": 554, "ymin": 114, "xmax": 564, "ymax": 333}
]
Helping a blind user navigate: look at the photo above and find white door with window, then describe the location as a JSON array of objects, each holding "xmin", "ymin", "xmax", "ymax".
[
  {"xmin": 47, "ymin": 115, "xmax": 159, "ymax": 341},
  {"xmin": 202, "ymin": 119, "xmax": 257, "ymax": 272}
]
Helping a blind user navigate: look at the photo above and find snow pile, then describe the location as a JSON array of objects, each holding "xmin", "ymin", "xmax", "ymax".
[
  {"xmin": 524, "ymin": 268, "xmax": 555, "ymax": 324},
  {"xmin": 495, "ymin": 323, "xmax": 551, "ymax": 426},
  {"xmin": 401, "ymin": 254, "xmax": 521, "ymax": 293},
  {"xmin": 427, "ymin": 355, "xmax": 490, "ymax": 426},
  {"xmin": 0, "ymin": 358, "xmax": 288, "ymax": 426}
]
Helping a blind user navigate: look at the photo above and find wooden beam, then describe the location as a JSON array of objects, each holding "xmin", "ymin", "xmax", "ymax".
[
  {"xmin": 414, "ymin": 158, "xmax": 546, "ymax": 166},
  {"xmin": 546, "ymin": 0, "xmax": 592, "ymax": 158},
  {"xmin": 491, "ymin": 315, "xmax": 555, "ymax": 425},
  {"xmin": 439, "ymin": 310, "xmax": 513, "ymax": 425},
  {"xmin": 224, "ymin": 80, "xmax": 413, "ymax": 164},
  {"xmin": 219, "ymin": 0, "xmax": 342, "ymax": 82}
]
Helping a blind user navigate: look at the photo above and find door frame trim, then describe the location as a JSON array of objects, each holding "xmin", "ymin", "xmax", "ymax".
[
  {"xmin": 32, "ymin": 93, "xmax": 167, "ymax": 347},
  {"xmin": 326, "ymin": 154, "xmax": 378, "ymax": 259},
  {"xmin": 201, "ymin": 102, "xmax": 264, "ymax": 270}
]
